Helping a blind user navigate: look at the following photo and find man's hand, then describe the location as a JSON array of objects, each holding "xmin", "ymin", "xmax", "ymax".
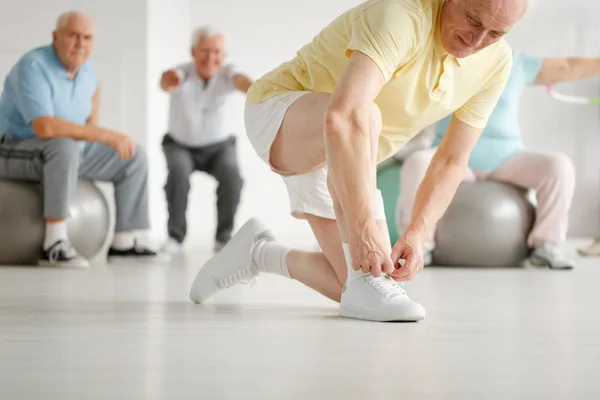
[
  {"xmin": 160, "ymin": 70, "xmax": 182, "ymax": 91},
  {"xmin": 106, "ymin": 131, "xmax": 136, "ymax": 160},
  {"xmin": 390, "ymin": 229, "xmax": 426, "ymax": 281},
  {"xmin": 349, "ymin": 221, "xmax": 395, "ymax": 277}
]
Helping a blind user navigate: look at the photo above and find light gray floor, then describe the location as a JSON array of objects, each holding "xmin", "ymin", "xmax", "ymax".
[{"xmin": 1, "ymin": 240, "xmax": 599, "ymax": 400}]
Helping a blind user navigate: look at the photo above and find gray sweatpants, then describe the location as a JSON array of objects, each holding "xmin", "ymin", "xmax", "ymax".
[
  {"xmin": 162, "ymin": 134, "xmax": 243, "ymax": 243},
  {"xmin": 0, "ymin": 135, "xmax": 149, "ymax": 232}
]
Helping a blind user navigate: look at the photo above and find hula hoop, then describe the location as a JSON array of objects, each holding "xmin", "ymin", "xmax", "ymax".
[{"xmin": 546, "ymin": 85, "xmax": 600, "ymax": 105}]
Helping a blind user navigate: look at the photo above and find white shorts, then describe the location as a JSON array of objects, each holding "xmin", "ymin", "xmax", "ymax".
[{"xmin": 244, "ymin": 91, "xmax": 386, "ymax": 221}]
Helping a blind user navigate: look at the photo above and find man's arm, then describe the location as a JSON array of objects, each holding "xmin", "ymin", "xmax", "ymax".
[
  {"xmin": 406, "ymin": 117, "xmax": 481, "ymax": 239},
  {"xmin": 533, "ymin": 58, "xmax": 600, "ymax": 85},
  {"xmin": 324, "ymin": 51, "xmax": 386, "ymax": 232},
  {"xmin": 86, "ymin": 86, "xmax": 100, "ymax": 127},
  {"xmin": 233, "ymin": 74, "xmax": 253, "ymax": 93},
  {"xmin": 391, "ymin": 45, "xmax": 512, "ymax": 280},
  {"xmin": 15, "ymin": 61, "xmax": 113, "ymax": 142},
  {"xmin": 327, "ymin": 1, "xmax": 420, "ymax": 237},
  {"xmin": 160, "ymin": 68, "xmax": 184, "ymax": 92},
  {"xmin": 31, "ymin": 116, "xmax": 112, "ymax": 142}
]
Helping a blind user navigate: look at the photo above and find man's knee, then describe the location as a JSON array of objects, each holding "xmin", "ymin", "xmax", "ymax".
[
  {"xmin": 126, "ymin": 145, "xmax": 148, "ymax": 176},
  {"xmin": 44, "ymin": 138, "xmax": 80, "ymax": 164},
  {"xmin": 216, "ymin": 162, "xmax": 243, "ymax": 192}
]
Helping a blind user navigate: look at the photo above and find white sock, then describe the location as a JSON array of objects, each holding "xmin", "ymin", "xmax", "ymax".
[
  {"xmin": 111, "ymin": 232, "xmax": 135, "ymax": 250},
  {"xmin": 251, "ymin": 239, "xmax": 291, "ymax": 278},
  {"xmin": 342, "ymin": 243, "xmax": 363, "ymax": 282},
  {"xmin": 44, "ymin": 221, "xmax": 69, "ymax": 250}
]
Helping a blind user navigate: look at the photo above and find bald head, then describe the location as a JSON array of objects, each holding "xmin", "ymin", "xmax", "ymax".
[
  {"xmin": 53, "ymin": 11, "xmax": 95, "ymax": 75},
  {"xmin": 440, "ymin": 0, "xmax": 529, "ymax": 58}
]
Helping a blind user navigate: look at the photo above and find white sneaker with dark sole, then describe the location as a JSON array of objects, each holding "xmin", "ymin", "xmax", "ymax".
[
  {"xmin": 340, "ymin": 272, "xmax": 426, "ymax": 322},
  {"xmin": 189, "ymin": 218, "xmax": 274, "ymax": 304},
  {"xmin": 38, "ymin": 240, "xmax": 90, "ymax": 268}
]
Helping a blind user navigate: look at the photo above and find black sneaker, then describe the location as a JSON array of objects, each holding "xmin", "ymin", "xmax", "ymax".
[
  {"xmin": 108, "ymin": 240, "xmax": 157, "ymax": 259},
  {"xmin": 39, "ymin": 240, "xmax": 91, "ymax": 268}
]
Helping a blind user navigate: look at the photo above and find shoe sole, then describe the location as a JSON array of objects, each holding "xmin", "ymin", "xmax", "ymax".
[
  {"xmin": 577, "ymin": 250, "xmax": 600, "ymax": 257},
  {"xmin": 38, "ymin": 259, "xmax": 90, "ymax": 269},
  {"xmin": 107, "ymin": 253, "xmax": 169, "ymax": 264},
  {"xmin": 189, "ymin": 217, "xmax": 271, "ymax": 304},
  {"xmin": 524, "ymin": 258, "xmax": 573, "ymax": 270},
  {"xmin": 339, "ymin": 305, "xmax": 426, "ymax": 322}
]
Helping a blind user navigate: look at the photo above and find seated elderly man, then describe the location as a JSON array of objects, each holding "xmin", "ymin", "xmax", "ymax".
[
  {"xmin": 159, "ymin": 27, "xmax": 253, "ymax": 253},
  {"xmin": 0, "ymin": 11, "xmax": 156, "ymax": 267},
  {"xmin": 398, "ymin": 50, "xmax": 600, "ymax": 269}
]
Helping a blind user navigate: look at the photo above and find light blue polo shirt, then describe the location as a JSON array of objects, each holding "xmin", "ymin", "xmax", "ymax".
[
  {"xmin": 0, "ymin": 45, "xmax": 97, "ymax": 143},
  {"xmin": 432, "ymin": 51, "xmax": 544, "ymax": 172}
]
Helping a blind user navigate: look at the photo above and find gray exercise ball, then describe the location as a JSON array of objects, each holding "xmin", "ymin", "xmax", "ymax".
[
  {"xmin": 432, "ymin": 181, "xmax": 535, "ymax": 267},
  {"xmin": 0, "ymin": 180, "xmax": 110, "ymax": 265}
]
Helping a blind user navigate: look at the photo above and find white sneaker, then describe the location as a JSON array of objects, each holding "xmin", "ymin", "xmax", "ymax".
[
  {"xmin": 189, "ymin": 218, "xmax": 274, "ymax": 304},
  {"xmin": 38, "ymin": 240, "xmax": 90, "ymax": 268},
  {"xmin": 162, "ymin": 238, "xmax": 183, "ymax": 254},
  {"xmin": 528, "ymin": 243, "xmax": 574, "ymax": 269},
  {"xmin": 578, "ymin": 239, "xmax": 600, "ymax": 257},
  {"xmin": 340, "ymin": 272, "xmax": 426, "ymax": 322}
]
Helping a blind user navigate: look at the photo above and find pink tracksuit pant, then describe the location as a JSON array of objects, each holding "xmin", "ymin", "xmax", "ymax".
[{"xmin": 397, "ymin": 148, "xmax": 576, "ymax": 249}]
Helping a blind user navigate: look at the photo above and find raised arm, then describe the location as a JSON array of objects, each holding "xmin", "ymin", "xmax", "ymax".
[
  {"xmin": 160, "ymin": 69, "xmax": 183, "ymax": 92},
  {"xmin": 533, "ymin": 57, "xmax": 600, "ymax": 85},
  {"xmin": 233, "ymin": 74, "xmax": 253, "ymax": 93}
]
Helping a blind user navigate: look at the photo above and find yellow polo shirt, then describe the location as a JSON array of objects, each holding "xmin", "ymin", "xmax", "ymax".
[{"xmin": 246, "ymin": 0, "xmax": 512, "ymax": 162}]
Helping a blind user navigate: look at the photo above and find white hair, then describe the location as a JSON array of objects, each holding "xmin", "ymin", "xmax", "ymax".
[
  {"xmin": 55, "ymin": 11, "xmax": 91, "ymax": 30},
  {"xmin": 191, "ymin": 26, "xmax": 224, "ymax": 47},
  {"xmin": 452, "ymin": 0, "xmax": 535, "ymax": 14}
]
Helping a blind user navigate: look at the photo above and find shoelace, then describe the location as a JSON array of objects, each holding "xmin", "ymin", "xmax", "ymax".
[
  {"xmin": 364, "ymin": 274, "xmax": 406, "ymax": 300},
  {"xmin": 48, "ymin": 242, "xmax": 77, "ymax": 263},
  {"xmin": 217, "ymin": 264, "xmax": 259, "ymax": 289}
]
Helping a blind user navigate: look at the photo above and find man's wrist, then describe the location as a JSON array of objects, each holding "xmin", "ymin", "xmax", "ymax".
[{"xmin": 404, "ymin": 216, "xmax": 428, "ymax": 240}]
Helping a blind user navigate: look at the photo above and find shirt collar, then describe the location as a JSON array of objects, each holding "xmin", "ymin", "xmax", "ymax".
[{"xmin": 48, "ymin": 45, "xmax": 85, "ymax": 80}]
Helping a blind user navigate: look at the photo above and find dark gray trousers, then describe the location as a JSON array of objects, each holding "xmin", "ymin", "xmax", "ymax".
[
  {"xmin": 162, "ymin": 134, "xmax": 243, "ymax": 243},
  {"xmin": 0, "ymin": 135, "xmax": 150, "ymax": 232}
]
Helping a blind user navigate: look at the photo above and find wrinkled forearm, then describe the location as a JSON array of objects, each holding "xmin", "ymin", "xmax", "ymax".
[
  {"xmin": 324, "ymin": 110, "xmax": 376, "ymax": 231},
  {"xmin": 406, "ymin": 156, "xmax": 467, "ymax": 239},
  {"xmin": 33, "ymin": 116, "xmax": 110, "ymax": 143}
]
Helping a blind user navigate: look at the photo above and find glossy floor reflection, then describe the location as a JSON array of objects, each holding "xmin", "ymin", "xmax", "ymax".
[{"xmin": 0, "ymin": 241, "xmax": 599, "ymax": 399}]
